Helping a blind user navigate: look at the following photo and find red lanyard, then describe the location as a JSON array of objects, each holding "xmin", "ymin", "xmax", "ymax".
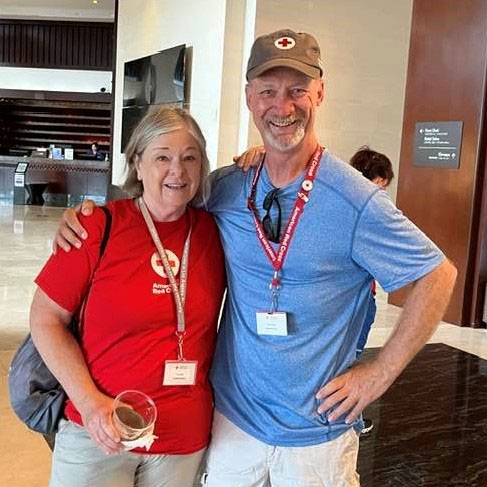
[{"xmin": 247, "ymin": 146, "xmax": 323, "ymax": 290}]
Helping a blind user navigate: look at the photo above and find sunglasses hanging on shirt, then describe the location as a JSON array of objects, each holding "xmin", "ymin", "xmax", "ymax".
[{"xmin": 262, "ymin": 188, "xmax": 282, "ymax": 243}]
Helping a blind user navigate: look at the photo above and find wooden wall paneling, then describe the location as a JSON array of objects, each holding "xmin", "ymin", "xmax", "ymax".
[
  {"xmin": 42, "ymin": 23, "xmax": 49, "ymax": 66},
  {"xmin": 30, "ymin": 24, "xmax": 36, "ymax": 64},
  {"xmin": 0, "ymin": 97, "xmax": 111, "ymax": 156},
  {"xmin": 0, "ymin": 25, "xmax": 4, "ymax": 60},
  {"xmin": 8, "ymin": 24, "xmax": 14, "ymax": 63},
  {"xmin": 65, "ymin": 24, "xmax": 72, "ymax": 67},
  {"xmin": 19, "ymin": 24, "xmax": 25, "ymax": 64},
  {"xmin": 6, "ymin": 24, "xmax": 11, "ymax": 61},
  {"xmin": 108, "ymin": 0, "xmax": 119, "ymax": 169},
  {"xmin": 468, "ymin": 102, "xmax": 487, "ymax": 325},
  {"xmin": 79, "ymin": 25, "xmax": 87, "ymax": 67},
  {"xmin": 389, "ymin": 0, "xmax": 487, "ymax": 326},
  {"xmin": 0, "ymin": 20, "xmax": 114, "ymax": 70},
  {"xmin": 55, "ymin": 25, "xmax": 61, "ymax": 66}
]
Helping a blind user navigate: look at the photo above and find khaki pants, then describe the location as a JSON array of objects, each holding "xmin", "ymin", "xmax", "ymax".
[
  {"xmin": 50, "ymin": 419, "xmax": 205, "ymax": 487},
  {"xmin": 202, "ymin": 412, "xmax": 360, "ymax": 487}
]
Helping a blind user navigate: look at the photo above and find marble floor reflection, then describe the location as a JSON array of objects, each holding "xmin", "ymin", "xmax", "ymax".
[
  {"xmin": 358, "ymin": 344, "xmax": 487, "ymax": 486},
  {"xmin": 0, "ymin": 203, "xmax": 487, "ymax": 486}
]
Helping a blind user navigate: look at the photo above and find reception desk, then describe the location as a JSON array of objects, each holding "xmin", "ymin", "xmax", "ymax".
[{"xmin": 0, "ymin": 156, "xmax": 110, "ymax": 206}]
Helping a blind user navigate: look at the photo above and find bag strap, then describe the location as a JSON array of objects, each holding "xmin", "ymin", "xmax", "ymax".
[
  {"xmin": 71, "ymin": 205, "xmax": 112, "ymax": 337},
  {"xmin": 98, "ymin": 206, "xmax": 112, "ymax": 260},
  {"xmin": 98, "ymin": 206, "xmax": 112, "ymax": 259}
]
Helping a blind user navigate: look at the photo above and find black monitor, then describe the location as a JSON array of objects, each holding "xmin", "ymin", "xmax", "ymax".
[
  {"xmin": 123, "ymin": 44, "xmax": 185, "ymax": 108},
  {"xmin": 121, "ymin": 45, "xmax": 187, "ymax": 152}
]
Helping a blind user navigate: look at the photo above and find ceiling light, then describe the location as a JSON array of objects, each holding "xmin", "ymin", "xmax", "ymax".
[{"xmin": 92, "ymin": 0, "xmax": 98, "ymax": 4}]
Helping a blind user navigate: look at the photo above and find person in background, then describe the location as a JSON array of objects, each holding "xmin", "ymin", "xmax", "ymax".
[
  {"xmin": 52, "ymin": 29, "xmax": 456, "ymax": 486},
  {"xmin": 90, "ymin": 142, "xmax": 105, "ymax": 161},
  {"xmin": 29, "ymin": 107, "xmax": 225, "ymax": 487},
  {"xmin": 350, "ymin": 145, "xmax": 395, "ymax": 356},
  {"xmin": 350, "ymin": 145, "xmax": 394, "ymax": 190},
  {"xmin": 350, "ymin": 145, "xmax": 395, "ymax": 435}
]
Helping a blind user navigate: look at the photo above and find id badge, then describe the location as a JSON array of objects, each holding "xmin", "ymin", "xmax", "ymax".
[
  {"xmin": 256, "ymin": 311, "xmax": 288, "ymax": 336},
  {"xmin": 163, "ymin": 360, "xmax": 198, "ymax": 386}
]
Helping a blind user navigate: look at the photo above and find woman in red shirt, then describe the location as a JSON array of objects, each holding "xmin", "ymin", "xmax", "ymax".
[{"xmin": 30, "ymin": 108, "xmax": 225, "ymax": 487}]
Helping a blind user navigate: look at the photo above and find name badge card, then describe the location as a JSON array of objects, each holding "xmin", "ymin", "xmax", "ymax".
[
  {"xmin": 256, "ymin": 311, "xmax": 288, "ymax": 336},
  {"xmin": 163, "ymin": 360, "xmax": 198, "ymax": 386}
]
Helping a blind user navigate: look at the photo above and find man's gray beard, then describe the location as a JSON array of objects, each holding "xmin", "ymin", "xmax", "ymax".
[{"xmin": 263, "ymin": 123, "xmax": 305, "ymax": 151}]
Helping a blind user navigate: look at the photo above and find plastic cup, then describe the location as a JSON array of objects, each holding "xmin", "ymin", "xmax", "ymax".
[{"xmin": 112, "ymin": 390, "xmax": 157, "ymax": 441}]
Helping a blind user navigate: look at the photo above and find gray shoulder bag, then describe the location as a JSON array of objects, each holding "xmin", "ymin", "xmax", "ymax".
[{"xmin": 8, "ymin": 206, "xmax": 112, "ymax": 441}]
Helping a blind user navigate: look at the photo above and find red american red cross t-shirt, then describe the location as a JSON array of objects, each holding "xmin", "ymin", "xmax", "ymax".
[{"xmin": 35, "ymin": 199, "xmax": 225, "ymax": 454}]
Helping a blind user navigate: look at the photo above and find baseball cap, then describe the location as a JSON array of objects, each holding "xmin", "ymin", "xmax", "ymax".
[{"xmin": 246, "ymin": 29, "xmax": 323, "ymax": 80}]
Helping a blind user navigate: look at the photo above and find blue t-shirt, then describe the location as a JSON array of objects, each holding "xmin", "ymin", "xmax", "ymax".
[{"xmin": 206, "ymin": 150, "xmax": 445, "ymax": 447}]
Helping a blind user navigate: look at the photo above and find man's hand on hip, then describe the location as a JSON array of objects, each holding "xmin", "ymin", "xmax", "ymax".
[
  {"xmin": 315, "ymin": 359, "xmax": 392, "ymax": 424},
  {"xmin": 316, "ymin": 260, "xmax": 457, "ymax": 425}
]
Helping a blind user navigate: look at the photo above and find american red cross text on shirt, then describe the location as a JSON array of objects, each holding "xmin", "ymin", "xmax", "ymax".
[{"xmin": 277, "ymin": 38, "xmax": 292, "ymax": 48}]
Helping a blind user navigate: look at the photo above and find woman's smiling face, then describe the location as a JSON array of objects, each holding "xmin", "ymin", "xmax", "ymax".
[{"xmin": 136, "ymin": 128, "xmax": 202, "ymax": 221}]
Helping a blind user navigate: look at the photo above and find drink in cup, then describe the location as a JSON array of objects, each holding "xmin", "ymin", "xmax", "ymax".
[{"xmin": 112, "ymin": 390, "xmax": 157, "ymax": 441}]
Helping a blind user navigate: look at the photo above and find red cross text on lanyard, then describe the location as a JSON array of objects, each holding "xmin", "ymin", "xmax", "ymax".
[{"xmin": 247, "ymin": 146, "xmax": 324, "ymax": 290}]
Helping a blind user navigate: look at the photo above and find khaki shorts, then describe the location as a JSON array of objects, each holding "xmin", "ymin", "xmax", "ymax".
[
  {"xmin": 202, "ymin": 412, "xmax": 360, "ymax": 487},
  {"xmin": 50, "ymin": 419, "xmax": 205, "ymax": 487}
]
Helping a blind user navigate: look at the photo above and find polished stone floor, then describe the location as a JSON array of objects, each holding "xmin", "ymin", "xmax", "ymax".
[
  {"xmin": 1, "ymin": 203, "xmax": 487, "ymax": 486},
  {"xmin": 358, "ymin": 344, "xmax": 487, "ymax": 486}
]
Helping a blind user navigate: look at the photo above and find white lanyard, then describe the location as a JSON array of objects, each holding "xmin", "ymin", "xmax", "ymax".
[{"xmin": 138, "ymin": 197, "xmax": 192, "ymax": 359}]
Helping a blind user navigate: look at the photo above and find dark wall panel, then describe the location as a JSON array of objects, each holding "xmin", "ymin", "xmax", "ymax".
[
  {"xmin": 0, "ymin": 20, "xmax": 114, "ymax": 70},
  {"xmin": 389, "ymin": 0, "xmax": 487, "ymax": 326}
]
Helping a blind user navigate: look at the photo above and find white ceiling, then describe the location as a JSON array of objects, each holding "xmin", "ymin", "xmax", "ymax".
[{"xmin": 0, "ymin": 0, "xmax": 115, "ymax": 21}]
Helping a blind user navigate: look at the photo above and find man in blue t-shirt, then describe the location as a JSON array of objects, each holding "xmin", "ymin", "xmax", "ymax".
[
  {"xmin": 202, "ymin": 29, "xmax": 456, "ymax": 486},
  {"xmin": 55, "ymin": 29, "xmax": 457, "ymax": 487}
]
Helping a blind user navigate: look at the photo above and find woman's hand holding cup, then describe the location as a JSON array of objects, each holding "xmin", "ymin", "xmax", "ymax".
[{"xmin": 78, "ymin": 392, "xmax": 122, "ymax": 454}]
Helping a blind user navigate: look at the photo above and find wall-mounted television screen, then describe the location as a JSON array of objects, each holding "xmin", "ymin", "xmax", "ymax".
[{"xmin": 121, "ymin": 44, "xmax": 187, "ymax": 151}]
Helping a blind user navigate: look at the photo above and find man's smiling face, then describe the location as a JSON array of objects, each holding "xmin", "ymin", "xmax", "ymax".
[{"xmin": 246, "ymin": 67, "xmax": 324, "ymax": 152}]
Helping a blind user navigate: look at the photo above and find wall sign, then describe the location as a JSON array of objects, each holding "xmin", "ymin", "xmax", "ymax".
[
  {"xmin": 14, "ymin": 173, "xmax": 25, "ymax": 187},
  {"xmin": 14, "ymin": 162, "xmax": 29, "ymax": 187},
  {"xmin": 413, "ymin": 121, "xmax": 463, "ymax": 169}
]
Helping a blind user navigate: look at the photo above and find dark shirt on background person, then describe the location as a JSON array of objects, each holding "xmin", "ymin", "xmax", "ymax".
[{"xmin": 90, "ymin": 143, "xmax": 105, "ymax": 161}]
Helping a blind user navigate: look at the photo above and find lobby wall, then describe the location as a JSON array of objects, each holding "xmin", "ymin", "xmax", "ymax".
[
  {"xmin": 248, "ymin": 0, "xmax": 413, "ymax": 201},
  {"xmin": 217, "ymin": 0, "xmax": 249, "ymax": 167},
  {"xmin": 112, "ymin": 0, "xmax": 227, "ymax": 183}
]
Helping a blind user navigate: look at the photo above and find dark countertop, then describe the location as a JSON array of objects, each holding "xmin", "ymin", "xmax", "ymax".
[{"xmin": 0, "ymin": 155, "xmax": 109, "ymax": 172}]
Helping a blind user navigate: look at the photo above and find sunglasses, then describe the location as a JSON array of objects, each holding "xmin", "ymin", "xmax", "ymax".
[{"xmin": 262, "ymin": 188, "xmax": 282, "ymax": 243}]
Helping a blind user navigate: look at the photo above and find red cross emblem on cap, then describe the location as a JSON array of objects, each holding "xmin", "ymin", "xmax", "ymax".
[{"xmin": 275, "ymin": 36, "xmax": 296, "ymax": 50}]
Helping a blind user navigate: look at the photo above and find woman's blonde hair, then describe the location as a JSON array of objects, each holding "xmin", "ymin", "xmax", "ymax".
[{"xmin": 122, "ymin": 107, "xmax": 210, "ymax": 205}]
